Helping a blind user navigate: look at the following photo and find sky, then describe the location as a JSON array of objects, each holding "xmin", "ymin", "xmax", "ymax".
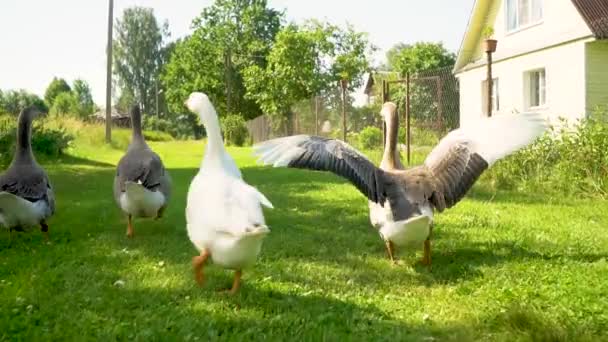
[{"xmin": 0, "ymin": 0, "xmax": 475, "ymax": 106}]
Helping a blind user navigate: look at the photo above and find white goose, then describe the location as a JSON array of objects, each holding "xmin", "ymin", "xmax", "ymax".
[
  {"xmin": 185, "ymin": 92, "xmax": 273, "ymax": 294},
  {"xmin": 0, "ymin": 107, "xmax": 55, "ymax": 240},
  {"xmin": 254, "ymin": 102, "xmax": 546, "ymax": 266},
  {"xmin": 113, "ymin": 105, "xmax": 171, "ymax": 237}
]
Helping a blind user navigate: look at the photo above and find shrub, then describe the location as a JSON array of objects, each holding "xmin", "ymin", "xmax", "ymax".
[
  {"xmin": 50, "ymin": 92, "xmax": 78, "ymax": 116},
  {"xmin": 143, "ymin": 114, "xmax": 199, "ymax": 139},
  {"xmin": 486, "ymin": 108, "xmax": 608, "ymax": 197},
  {"xmin": 0, "ymin": 90, "xmax": 48, "ymax": 116},
  {"xmin": 0, "ymin": 115, "xmax": 73, "ymax": 162},
  {"xmin": 359, "ymin": 126, "xmax": 383, "ymax": 149},
  {"xmin": 221, "ymin": 114, "xmax": 249, "ymax": 146},
  {"xmin": 143, "ymin": 130, "xmax": 174, "ymax": 142}
]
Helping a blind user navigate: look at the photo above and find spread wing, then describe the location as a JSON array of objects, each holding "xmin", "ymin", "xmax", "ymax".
[
  {"xmin": 424, "ymin": 112, "xmax": 546, "ymax": 211},
  {"xmin": 253, "ymin": 135, "xmax": 388, "ymax": 205},
  {"xmin": 424, "ymin": 139, "xmax": 488, "ymax": 212}
]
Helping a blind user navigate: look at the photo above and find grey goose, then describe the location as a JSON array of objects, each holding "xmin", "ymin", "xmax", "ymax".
[
  {"xmin": 113, "ymin": 105, "xmax": 171, "ymax": 237},
  {"xmin": 253, "ymin": 102, "xmax": 546, "ymax": 266},
  {"xmin": 0, "ymin": 107, "xmax": 55, "ymax": 240}
]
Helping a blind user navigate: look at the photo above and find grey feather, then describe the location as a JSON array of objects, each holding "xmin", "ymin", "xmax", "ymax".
[
  {"xmin": 0, "ymin": 107, "xmax": 55, "ymax": 223},
  {"xmin": 113, "ymin": 105, "xmax": 171, "ymax": 209}
]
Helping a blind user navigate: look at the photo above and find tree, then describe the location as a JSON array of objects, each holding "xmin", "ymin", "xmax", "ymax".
[
  {"xmin": 389, "ymin": 42, "xmax": 455, "ymax": 76},
  {"xmin": 384, "ymin": 42, "xmax": 458, "ymax": 131},
  {"xmin": 72, "ymin": 79, "xmax": 95, "ymax": 118},
  {"xmin": 330, "ymin": 24, "xmax": 374, "ymax": 91},
  {"xmin": 44, "ymin": 77, "xmax": 71, "ymax": 107},
  {"xmin": 243, "ymin": 21, "xmax": 373, "ymax": 134},
  {"xmin": 384, "ymin": 43, "xmax": 409, "ymax": 71},
  {"xmin": 50, "ymin": 92, "xmax": 78, "ymax": 116},
  {"xmin": 0, "ymin": 89, "xmax": 48, "ymax": 116},
  {"xmin": 113, "ymin": 6, "xmax": 169, "ymax": 116},
  {"xmin": 162, "ymin": 0, "xmax": 283, "ymax": 120},
  {"xmin": 243, "ymin": 24, "xmax": 324, "ymax": 123}
]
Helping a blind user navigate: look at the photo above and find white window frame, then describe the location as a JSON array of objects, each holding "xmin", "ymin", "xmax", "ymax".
[
  {"xmin": 524, "ymin": 68, "xmax": 546, "ymax": 109},
  {"xmin": 506, "ymin": 0, "xmax": 543, "ymax": 33},
  {"xmin": 482, "ymin": 78, "xmax": 500, "ymax": 114}
]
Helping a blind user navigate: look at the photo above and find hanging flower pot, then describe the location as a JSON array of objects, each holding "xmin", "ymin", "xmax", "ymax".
[{"xmin": 483, "ymin": 39, "xmax": 498, "ymax": 53}]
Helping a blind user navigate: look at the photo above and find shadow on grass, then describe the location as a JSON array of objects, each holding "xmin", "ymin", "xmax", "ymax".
[{"xmin": 2, "ymin": 163, "xmax": 607, "ymax": 339}]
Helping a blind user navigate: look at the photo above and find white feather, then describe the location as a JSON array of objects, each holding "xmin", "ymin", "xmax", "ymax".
[
  {"xmin": 0, "ymin": 192, "xmax": 48, "ymax": 229},
  {"xmin": 185, "ymin": 92, "xmax": 272, "ymax": 270},
  {"xmin": 426, "ymin": 112, "xmax": 547, "ymax": 167},
  {"xmin": 119, "ymin": 181, "xmax": 165, "ymax": 218},
  {"xmin": 253, "ymin": 135, "xmax": 310, "ymax": 166}
]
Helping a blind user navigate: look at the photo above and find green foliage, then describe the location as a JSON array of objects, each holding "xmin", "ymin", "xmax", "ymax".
[
  {"xmin": 482, "ymin": 26, "xmax": 495, "ymax": 39},
  {"xmin": 71, "ymin": 79, "xmax": 95, "ymax": 118},
  {"xmin": 113, "ymin": 6, "xmax": 169, "ymax": 116},
  {"xmin": 358, "ymin": 126, "xmax": 382, "ymax": 149},
  {"xmin": 142, "ymin": 130, "xmax": 174, "ymax": 142},
  {"xmin": 50, "ymin": 92, "xmax": 78, "ymax": 116},
  {"xmin": 487, "ymin": 109, "xmax": 608, "ymax": 197},
  {"xmin": 220, "ymin": 113, "xmax": 249, "ymax": 146},
  {"xmin": 142, "ymin": 114, "xmax": 198, "ymax": 140},
  {"xmin": 0, "ymin": 89, "xmax": 48, "ymax": 115},
  {"xmin": 390, "ymin": 42, "xmax": 456, "ymax": 75},
  {"xmin": 243, "ymin": 24, "xmax": 324, "ymax": 119},
  {"xmin": 44, "ymin": 77, "xmax": 72, "ymax": 107},
  {"xmin": 0, "ymin": 115, "xmax": 73, "ymax": 162},
  {"xmin": 330, "ymin": 24, "xmax": 374, "ymax": 90},
  {"xmin": 244, "ymin": 21, "xmax": 373, "ymax": 124},
  {"xmin": 162, "ymin": 0, "xmax": 282, "ymax": 120}
]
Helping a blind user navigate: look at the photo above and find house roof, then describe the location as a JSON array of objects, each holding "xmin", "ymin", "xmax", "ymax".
[
  {"xmin": 454, "ymin": 0, "xmax": 608, "ymax": 73},
  {"xmin": 572, "ymin": 0, "xmax": 608, "ymax": 39}
]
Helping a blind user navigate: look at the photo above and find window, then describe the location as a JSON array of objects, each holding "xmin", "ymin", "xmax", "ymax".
[
  {"xmin": 506, "ymin": 0, "xmax": 543, "ymax": 31},
  {"xmin": 482, "ymin": 78, "xmax": 499, "ymax": 115},
  {"xmin": 525, "ymin": 69, "xmax": 546, "ymax": 108}
]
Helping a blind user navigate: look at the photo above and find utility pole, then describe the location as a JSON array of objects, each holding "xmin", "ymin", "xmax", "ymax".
[
  {"xmin": 155, "ymin": 80, "xmax": 160, "ymax": 117},
  {"xmin": 314, "ymin": 96, "xmax": 319, "ymax": 136},
  {"xmin": 405, "ymin": 72, "xmax": 411, "ymax": 165},
  {"xmin": 340, "ymin": 79, "xmax": 348, "ymax": 142},
  {"xmin": 105, "ymin": 0, "xmax": 114, "ymax": 143}
]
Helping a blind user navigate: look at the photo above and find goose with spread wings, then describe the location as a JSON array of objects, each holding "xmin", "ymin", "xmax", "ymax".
[
  {"xmin": 113, "ymin": 105, "xmax": 171, "ymax": 238},
  {"xmin": 0, "ymin": 107, "xmax": 55, "ymax": 240},
  {"xmin": 253, "ymin": 102, "xmax": 546, "ymax": 265}
]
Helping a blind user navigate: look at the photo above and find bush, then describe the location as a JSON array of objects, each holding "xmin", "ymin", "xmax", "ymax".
[
  {"xmin": 359, "ymin": 126, "xmax": 383, "ymax": 149},
  {"xmin": 221, "ymin": 114, "xmax": 249, "ymax": 146},
  {"xmin": 0, "ymin": 115, "xmax": 73, "ymax": 162},
  {"xmin": 50, "ymin": 92, "xmax": 78, "ymax": 116},
  {"xmin": 143, "ymin": 114, "xmax": 199, "ymax": 140},
  {"xmin": 143, "ymin": 130, "xmax": 174, "ymax": 142},
  {"xmin": 487, "ymin": 108, "xmax": 608, "ymax": 197},
  {"xmin": 0, "ymin": 90, "xmax": 48, "ymax": 116}
]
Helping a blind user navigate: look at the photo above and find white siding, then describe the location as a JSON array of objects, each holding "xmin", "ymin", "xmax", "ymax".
[
  {"xmin": 466, "ymin": 0, "xmax": 594, "ymax": 68},
  {"xmin": 585, "ymin": 41, "xmax": 608, "ymax": 114},
  {"xmin": 458, "ymin": 40, "xmax": 588, "ymax": 128}
]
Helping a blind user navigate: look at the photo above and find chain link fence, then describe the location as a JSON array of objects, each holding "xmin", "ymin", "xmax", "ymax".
[{"xmin": 245, "ymin": 65, "xmax": 460, "ymax": 146}]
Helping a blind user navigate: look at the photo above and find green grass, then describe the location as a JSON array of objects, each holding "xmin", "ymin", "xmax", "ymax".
[{"xmin": 1, "ymin": 138, "xmax": 608, "ymax": 341}]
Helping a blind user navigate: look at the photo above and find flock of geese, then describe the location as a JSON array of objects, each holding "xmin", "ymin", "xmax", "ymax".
[{"xmin": 0, "ymin": 91, "xmax": 546, "ymax": 294}]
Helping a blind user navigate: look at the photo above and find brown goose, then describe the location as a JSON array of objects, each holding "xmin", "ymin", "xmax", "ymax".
[
  {"xmin": 0, "ymin": 107, "xmax": 55, "ymax": 240},
  {"xmin": 253, "ymin": 102, "xmax": 546, "ymax": 265},
  {"xmin": 113, "ymin": 105, "xmax": 171, "ymax": 237}
]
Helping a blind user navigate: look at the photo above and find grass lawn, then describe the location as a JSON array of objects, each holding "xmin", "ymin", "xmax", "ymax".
[{"xmin": 1, "ymin": 136, "xmax": 608, "ymax": 341}]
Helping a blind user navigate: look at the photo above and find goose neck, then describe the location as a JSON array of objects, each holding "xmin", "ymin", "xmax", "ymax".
[
  {"xmin": 201, "ymin": 111, "xmax": 226, "ymax": 158},
  {"xmin": 382, "ymin": 110, "xmax": 400, "ymax": 169},
  {"xmin": 15, "ymin": 112, "xmax": 35, "ymax": 163},
  {"xmin": 131, "ymin": 108, "xmax": 145, "ymax": 145}
]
